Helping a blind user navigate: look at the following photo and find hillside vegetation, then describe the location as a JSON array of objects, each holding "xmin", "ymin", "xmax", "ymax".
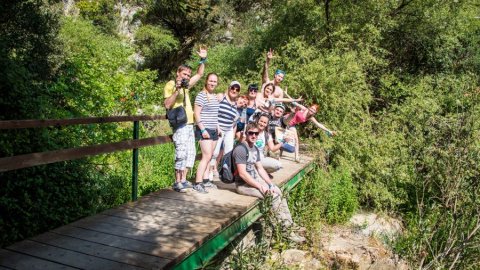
[{"xmin": 1, "ymin": 1, "xmax": 479, "ymax": 268}]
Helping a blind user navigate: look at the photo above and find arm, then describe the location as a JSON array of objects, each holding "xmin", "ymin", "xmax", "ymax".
[
  {"xmin": 255, "ymin": 161, "xmax": 278, "ymax": 194},
  {"xmin": 270, "ymin": 97, "xmax": 302, "ymax": 103},
  {"xmin": 237, "ymin": 164, "xmax": 267, "ymax": 193},
  {"xmin": 187, "ymin": 46, "xmax": 207, "ymax": 87},
  {"xmin": 283, "ymin": 90, "xmax": 307, "ymax": 110},
  {"xmin": 309, "ymin": 117, "xmax": 336, "ymax": 136},
  {"xmin": 164, "ymin": 81, "xmax": 180, "ymax": 109},
  {"xmin": 262, "ymin": 48, "xmax": 274, "ymax": 84},
  {"xmin": 267, "ymin": 135, "xmax": 284, "ymax": 152}
]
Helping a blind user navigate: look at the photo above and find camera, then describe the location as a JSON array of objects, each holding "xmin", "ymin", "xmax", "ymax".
[{"xmin": 180, "ymin": 78, "xmax": 189, "ymax": 88}]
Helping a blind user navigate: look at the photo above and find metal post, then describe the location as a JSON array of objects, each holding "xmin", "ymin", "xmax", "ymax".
[{"xmin": 131, "ymin": 120, "xmax": 139, "ymax": 201}]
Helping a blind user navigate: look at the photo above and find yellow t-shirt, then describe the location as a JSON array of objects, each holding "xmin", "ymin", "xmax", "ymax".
[{"xmin": 164, "ymin": 80, "xmax": 194, "ymax": 124}]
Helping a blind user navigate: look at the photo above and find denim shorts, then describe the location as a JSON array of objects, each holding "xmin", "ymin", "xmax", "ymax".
[
  {"xmin": 281, "ymin": 143, "xmax": 295, "ymax": 153},
  {"xmin": 195, "ymin": 127, "xmax": 219, "ymax": 141}
]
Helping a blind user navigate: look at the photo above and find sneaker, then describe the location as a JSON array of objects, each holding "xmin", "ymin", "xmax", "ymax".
[
  {"xmin": 193, "ymin": 183, "xmax": 208, "ymax": 193},
  {"xmin": 181, "ymin": 180, "xmax": 192, "ymax": 189},
  {"xmin": 173, "ymin": 182, "xmax": 187, "ymax": 193},
  {"xmin": 203, "ymin": 180, "xmax": 218, "ymax": 189},
  {"xmin": 288, "ymin": 232, "xmax": 306, "ymax": 244}
]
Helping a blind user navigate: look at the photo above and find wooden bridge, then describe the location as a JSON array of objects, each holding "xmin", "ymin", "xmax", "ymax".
[{"xmin": 0, "ymin": 116, "xmax": 314, "ymax": 269}]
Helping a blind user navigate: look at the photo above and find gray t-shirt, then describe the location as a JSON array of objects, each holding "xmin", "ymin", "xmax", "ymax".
[{"xmin": 233, "ymin": 143, "xmax": 260, "ymax": 184}]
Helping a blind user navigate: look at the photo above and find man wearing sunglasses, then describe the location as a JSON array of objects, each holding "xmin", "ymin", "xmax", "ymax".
[
  {"xmin": 261, "ymin": 48, "xmax": 285, "ymax": 99},
  {"xmin": 232, "ymin": 123, "xmax": 305, "ymax": 243}
]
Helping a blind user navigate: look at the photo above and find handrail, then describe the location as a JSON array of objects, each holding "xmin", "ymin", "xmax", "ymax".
[
  {"xmin": 0, "ymin": 115, "xmax": 166, "ymax": 129},
  {"xmin": 1, "ymin": 114, "xmax": 170, "ymax": 201},
  {"xmin": 0, "ymin": 135, "xmax": 172, "ymax": 172}
]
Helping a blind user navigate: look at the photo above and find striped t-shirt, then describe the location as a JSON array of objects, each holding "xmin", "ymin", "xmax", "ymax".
[
  {"xmin": 218, "ymin": 96, "xmax": 239, "ymax": 131},
  {"xmin": 194, "ymin": 91, "xmax": 220, "ymax": 129}
]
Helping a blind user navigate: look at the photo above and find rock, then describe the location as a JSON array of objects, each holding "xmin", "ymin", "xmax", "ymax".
[
  {"xmin": 281, "ymin": 249, "xmax": 306, "ymax": 265},
  {"xmin": 349, "ymin": 212, "xmax": 403, "ymax": 238},
  {"xmin": 303, "ymin": 258, "xmax": 322, "ymax": 269},
  {"xmin": 318, "ymin": 213, "xmax": 409, "ymax": 270}
]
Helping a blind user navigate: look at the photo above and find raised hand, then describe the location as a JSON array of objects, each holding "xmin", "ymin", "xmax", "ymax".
[
  {"xmin": 197, "ymin": 45, "xmax": 207, "ymax": 59},
  {"xmin": 266, "ymin": 48, "xmax": 274, "ymax": 62}
]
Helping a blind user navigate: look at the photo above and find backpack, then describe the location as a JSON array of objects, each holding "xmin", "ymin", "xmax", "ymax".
[{"xmin": 219, "ymin": 143, "xmax": 249, "ymax": 184}]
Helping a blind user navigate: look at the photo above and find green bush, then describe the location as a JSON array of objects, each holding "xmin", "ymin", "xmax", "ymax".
[{"xmin": 290, "ymin": 167, "xmax": 358, "ymax": 226}]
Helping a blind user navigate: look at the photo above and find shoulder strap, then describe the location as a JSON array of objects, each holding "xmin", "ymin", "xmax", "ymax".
[{"xmin": 181, "ymin": 88, "xmax": 186, "ymax": 107}]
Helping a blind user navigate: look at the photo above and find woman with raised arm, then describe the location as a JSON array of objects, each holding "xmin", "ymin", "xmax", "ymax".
[
  {"xmin": 256, "ymin": 82, "xmax": 302, "ymax": 113},
  {"xmin": 193, "ymin": 73, "xmax": 220, "ymax": 193}
]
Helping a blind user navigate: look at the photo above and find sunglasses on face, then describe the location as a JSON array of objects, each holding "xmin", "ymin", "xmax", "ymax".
[
  {"xmin": 230, "ymin": 87, "xmax": 240, "ymax": 92},
  {"xmin": 247, "ymin": 131, "xmax": 259, "ymax": 136},
  {"xmin": 249, "ymin": 88, "xmax": 258, "ymax": 93}
]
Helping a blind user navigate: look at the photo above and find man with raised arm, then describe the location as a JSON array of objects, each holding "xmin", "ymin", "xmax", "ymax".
[
  {"xmin": 164, "ymin": 46, "xmax": 207, "ymax": 192},
  {"xmin": 233, "ymin": 122, "xmax": 305, "ymax": 243},
  {"xmin": 261, "ymin": 48, "xmax": 285, "ymax": 99}
]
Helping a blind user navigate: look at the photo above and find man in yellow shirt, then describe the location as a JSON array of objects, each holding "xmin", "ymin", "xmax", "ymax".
[{"xmin": 164, "ymin": 47, "xmax": 207, "ymax": 192}]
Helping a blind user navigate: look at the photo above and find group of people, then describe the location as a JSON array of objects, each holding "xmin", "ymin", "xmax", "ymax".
[{"xmin": 164, "ymin": 48, "xmax": 336, "ymax": 243}]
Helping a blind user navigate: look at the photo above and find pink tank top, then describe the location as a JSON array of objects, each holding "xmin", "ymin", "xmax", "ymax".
[{"xmin": 288, "ymin": 110, "xmax": 308, "ymax": 126}]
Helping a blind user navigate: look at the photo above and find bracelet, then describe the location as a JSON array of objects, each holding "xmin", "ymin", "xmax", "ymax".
[
  {"xmin": 201, "ymin": 129, "xmax": 206, "ymax": 134},
  {"xmin": 268, "ymin": 183, "xmax": 273, "ymax": 189},
  {"xmin": 292, "ymin": 101, "xmax": 298, "ymax": 106},
  {"xmin": 199, "ymin": 57, "xmax": 207, "ymax": 64}
]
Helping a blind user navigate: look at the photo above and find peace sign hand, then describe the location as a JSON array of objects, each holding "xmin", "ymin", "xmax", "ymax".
[{"xmin": 266, "ymin": 48, "xmax": 274, "ymax": 62}]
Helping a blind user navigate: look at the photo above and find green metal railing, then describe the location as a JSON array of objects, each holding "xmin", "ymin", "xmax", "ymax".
[{"xmin": 0, "ymin": 115, "xmax": 169, "ymax": 201}]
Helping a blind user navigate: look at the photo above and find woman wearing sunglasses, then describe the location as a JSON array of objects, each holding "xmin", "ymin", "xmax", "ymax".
[{"xmin": 209, "ymin": 81, "xmax": 242, "ymax": 178}]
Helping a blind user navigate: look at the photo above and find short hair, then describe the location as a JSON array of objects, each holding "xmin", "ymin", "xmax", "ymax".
[
  {"xmin": 275, "ymin": 69, "xmax": 286, "ymax": 76},
  {"xmin": 177, "ymin": 64, "xmax": 192, "ymax": 73},
  {"xmin": 245, "ymin": 122, "xmax": 258, "ymax": 132}
]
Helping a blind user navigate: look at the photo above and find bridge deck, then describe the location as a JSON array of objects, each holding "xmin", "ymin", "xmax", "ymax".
[{"xmin": 0, "ymin": 154, "xmax": 313, "ymax": 270}]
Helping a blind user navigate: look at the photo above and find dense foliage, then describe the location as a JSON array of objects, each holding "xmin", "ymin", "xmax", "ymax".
[{"xmin": 1, "ymin": 0, "xmax": 479, "ymax": 268}]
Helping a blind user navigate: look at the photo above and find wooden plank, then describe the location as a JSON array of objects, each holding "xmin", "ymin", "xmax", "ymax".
[
  {"xmin": 75, "ymin": 214, "xmax": 224, "ymax": 236},
  {"xmin": 31, "ymin": 232, "xmax": 169, "ymax": 269},
  {"xmin": 53, "ymin": 226, "xmax": 186, "ymax": 259},
  {"xmin": 0, "ymin": 135, "xmax": 172, "ymax": 172},
  {"xmin": 0, "ymin": 115, "xmax": 166, "ymax": 130},
  {"xmin": 0, "ymin": 249, "xmax": 77, "ymax": 270},
  {"xmin": 147, "ymin": 187, "xmax": 257, "ymax": 207},
  {"xmin": 101, "ymin": 207, "xmax": 233, "ymax": 227},
  {"xmin": 69, "ymin": 218, "xmax": 195, "ymax": 247},
  {"xmin": 118, "ymin": 194, "xmax": 251, "ymax": 219},
  {"xmin": 71, "ymin": 216, "xmax": 214, "ymax": 244},
  {"xmin": 6, "ymin": 240, "xmax": 144, "ymax": 270}
]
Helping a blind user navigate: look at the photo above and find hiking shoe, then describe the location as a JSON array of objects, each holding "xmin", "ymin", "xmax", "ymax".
[
  {"xmin": 181, "ymin": 180, "xmax": 192, "ymax": 189},
  {"xmin": 203, "ymin": 180, "xmax": 218, "ymax": 189},
  {"xmin": 193, "ymin": 183, "xmax": 208, "ymax": 193},
  {"xmin": 173, "ymin": 182, "xmax": 187, "ymax": 193},
  {"xmin": 288, "ymin": 232, "xmax": 306, "ymax": 244}
]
